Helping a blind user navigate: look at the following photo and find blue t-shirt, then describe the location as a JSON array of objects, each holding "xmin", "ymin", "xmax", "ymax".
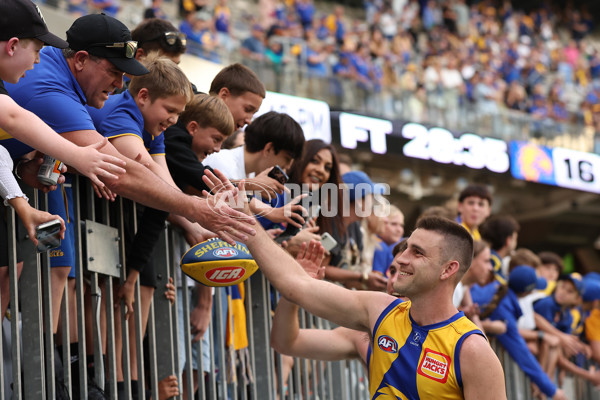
[
  {"xmin": 2, "ymin": 47, "xmax": 95, "ymax": 158},
  {"xmin": 489, "ymin": 289, "xmax": 556, "ymax": 397},
  {"xmin": 372, "ymin": 240, "xmax": 395, "ymax": 275},
  {"xmin": 533, "ymin": 295, "xmax": 573, "ymax": 334},
  {"xmin": 87, "ymin": 90, "xmax": 165, "ymax": 155}
]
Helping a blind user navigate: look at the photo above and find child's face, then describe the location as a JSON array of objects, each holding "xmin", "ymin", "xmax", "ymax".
[
  {"xmin": 220, "ymin": 91, "xmax": 263, "ymax": 130},
  {"xmin": 191, "ymin": 126, "xmax": 227, "ymax": 161},
  {"xmin": 554, "ymin": 280, "xmax": 581, "ymax": 307},
  {"xmin": 141, "ymin": 93, "xmax": 187, "ymax": 136},
  {"xmin": 537, "ymin": 263, "xmax": 560, "ymax": 282},
  {"xmin": 4, "ymin": 38, "xmax": 43, "ymax": 84},
  {"xmin": 379, "ymin": 214, "xmax": 405, "ymax": 245},
  {"xmin": 457, "ymin": 196, "xmax": 491, "ymax": 230},
  {"xmin": 467, "ymin": 247, "xmax": 493, "ymax": 286}
]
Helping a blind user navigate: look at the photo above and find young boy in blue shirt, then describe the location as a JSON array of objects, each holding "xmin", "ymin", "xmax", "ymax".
[
  {"xmin": 88, "ymin": 55, "xmax": 236, "ymax": 399},
  {"xmin": 88, "ymin": 54, "xmax": 192, "ymax": 399}
]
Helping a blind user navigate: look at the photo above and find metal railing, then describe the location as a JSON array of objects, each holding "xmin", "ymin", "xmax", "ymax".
[{"xmin": 2, "ymin": 177, "xmax": 600, "ymax": 399}]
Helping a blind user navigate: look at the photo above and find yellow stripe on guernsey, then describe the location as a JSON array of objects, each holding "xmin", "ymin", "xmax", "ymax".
[
  {"xmin": 0, "ymin": 127, "xmax": 13, "ymax": 141},
  {"xmin": 369, "ymin": 300, "xmax": 483, "ymax": 399}
]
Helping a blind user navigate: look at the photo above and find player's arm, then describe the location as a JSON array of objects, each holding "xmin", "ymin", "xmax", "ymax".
[
  {"xmin": 201, "ymin": 172, "xmax": 394, "ymax": 331},
  {"xmin": 460, "ymin": 334, "xmax": 506, "ymax": 400},
  {"xmin": 0, "ymin": 95, "xmax": 125, "ymax": 187},
  {"xmin": 246, "ymin": 226, "xmax": 391, "ymax": 332},
  {"xmin": 60, "ymin": 129, "xmax": 255, "ymax": 244},
  {"xmin": 271, "ymin": 297, "xmax": 361, "ymax": 361}
]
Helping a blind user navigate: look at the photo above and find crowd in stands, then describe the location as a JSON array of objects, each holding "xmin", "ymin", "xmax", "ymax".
[
  {"xmin": 5, "ymin": 0, "xmax": 600, "ymax": 398},
  {"xmin": 160, "ymin": 0, "xmax": 600, "ymax": 134}
]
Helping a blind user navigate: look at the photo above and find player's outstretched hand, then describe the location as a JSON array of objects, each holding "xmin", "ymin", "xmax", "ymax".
[
  {"xmin": 295, "ymin": 240, "xmax": 326, "ymax": 279},
  {"xmin": 70, "ymin": 137, "xmax": 126, "ymax": 188}
]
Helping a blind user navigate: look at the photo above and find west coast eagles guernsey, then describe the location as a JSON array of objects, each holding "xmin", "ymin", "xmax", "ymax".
[{"xmin": 368, "ymin": 299, "xmax": 484, "ymax": 399}]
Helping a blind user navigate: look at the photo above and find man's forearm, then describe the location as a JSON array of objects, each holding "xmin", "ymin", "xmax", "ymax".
[{"xmin": 108, "ymin": 158, "xmax": 195, "ymax": 218}]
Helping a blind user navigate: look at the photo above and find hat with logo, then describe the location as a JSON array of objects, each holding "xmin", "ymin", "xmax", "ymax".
[
  {"xmin": 558, "ymin": 273, "xmax": 584, "ymax": 294},
  {"xmin": 582, "ymin": 279, "xmax": 600, "ymax": 302},
  {"xmin": 508, "ymin": 265, "xmax": 547, "ymax": 294},
  {"xmin": 342, "ymin": 171, "xmax": 385, "ymax": 203},
  {"xmin": 0, "ymin": 0, "xmax": 68, "ymax": 48},
  {"xmin": 66, "ymin": 13, "xmax": 148, "ymax": 76}
]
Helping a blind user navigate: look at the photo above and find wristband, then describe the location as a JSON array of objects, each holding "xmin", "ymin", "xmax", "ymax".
[
  {"xmin": 361, "ymin": 272, "xmax": 369, "ymax": 283},
  {"xmin": 538, "ymin": 330, "xmax": 545, "ymax": 340},
  {"xmin": 13, "ymin": 159, "xmax": 26, "ymax": 180}
]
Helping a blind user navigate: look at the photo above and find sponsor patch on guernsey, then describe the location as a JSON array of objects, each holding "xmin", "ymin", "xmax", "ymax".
[
  {"xmin": 418, "ymin": 348, "xmax": 450, "ymax": 383},
  {"xmin": 377, "ymin": 335, "xmax": 398, "ymax": 353}
]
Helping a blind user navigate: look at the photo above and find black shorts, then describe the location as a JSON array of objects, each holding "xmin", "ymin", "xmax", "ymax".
[{"xmin": 0, "ymin": 203, "xmax": 23, "ymax": 266}]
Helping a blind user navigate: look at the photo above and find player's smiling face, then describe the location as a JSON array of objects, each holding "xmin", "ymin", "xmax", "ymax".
[{"xmin": 393, "ymin": 229, "xmax": 445, "ymax": 298}]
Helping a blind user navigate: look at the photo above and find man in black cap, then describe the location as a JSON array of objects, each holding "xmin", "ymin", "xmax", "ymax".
[{"xmin": 3, "ymin": 11, "xmax": 256, "ymax": 398}]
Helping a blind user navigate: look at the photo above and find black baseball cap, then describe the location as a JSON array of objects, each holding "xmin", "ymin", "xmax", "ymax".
[
  {"xmin": 0, "ymin": 0, "xmax": 68, "ymax": 48},
  {"xmin": 66, "ymin": 14, "xmax": 149, "ymax": 76}
]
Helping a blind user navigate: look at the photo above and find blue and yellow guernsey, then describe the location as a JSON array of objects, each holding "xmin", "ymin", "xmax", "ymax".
[{"xmin": 368, "ymin": 299, "xmax": 484, "ymax": 399}]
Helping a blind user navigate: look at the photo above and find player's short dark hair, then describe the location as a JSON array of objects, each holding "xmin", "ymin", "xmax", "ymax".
[
  {"xmin": 479, "ymin": 215, "xmax": 520, "ymax": 251},
  {"xmin": 416, "ymin": 216, "xmax": 474, "ymax": 277},
  {"xmin": 209, "ymin": 63, "xmax": 266, "ymax": 98},
  {"xmin": 458, "ymin": 184, "xmax": 492, "ymax": 205},
  {"xmin": 132, "ymin": 18, "xmax": 186, "ymax": 55},
  {"xmin": 244, "ymin": 111, "xmax": 305, "ymax": 159}
]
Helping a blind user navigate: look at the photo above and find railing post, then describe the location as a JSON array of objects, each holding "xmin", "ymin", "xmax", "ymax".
[{"xmin": 18, "ymin": 189, "xmax": 45, "ymax": 399}]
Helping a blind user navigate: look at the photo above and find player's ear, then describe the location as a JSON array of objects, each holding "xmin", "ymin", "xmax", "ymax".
[{"xmin": 440, "ymin": 260, "xmax": 459, "ymax": 281}]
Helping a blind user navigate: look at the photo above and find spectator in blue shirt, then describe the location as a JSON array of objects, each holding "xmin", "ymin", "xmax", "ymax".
[
  {"xmin": 372, "ymin": 205, "xmax": 404, "ymax": 276},
  {"xmin": 241, "ymin": 24, "xmax": 266, "ymax": 61}
]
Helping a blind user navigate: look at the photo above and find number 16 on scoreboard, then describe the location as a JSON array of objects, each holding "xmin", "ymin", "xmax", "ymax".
[{"xmin": 553, "ymin": 148, "xmax": 600, "ymax": 194}]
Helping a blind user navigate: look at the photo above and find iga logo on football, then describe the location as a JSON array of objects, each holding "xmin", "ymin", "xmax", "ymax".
[
  {"xmin": 206, "ymin": 266, "xmax": 245, "ymax": 284},
  {"xmin": 213, "ymin": 248, "xmax": 238, "ymax": 258}
]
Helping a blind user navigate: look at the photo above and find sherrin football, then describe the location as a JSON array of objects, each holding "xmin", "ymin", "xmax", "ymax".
[{"xmin": 180, "ymin": 238, "xmax": 258, "ymax": 287}]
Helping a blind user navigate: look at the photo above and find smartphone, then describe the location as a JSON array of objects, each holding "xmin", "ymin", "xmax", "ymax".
[
  {"xmin": 267, "ymin": 165, "xmax": 289, "ymax": 185},
  {"xmin": 36, "ymin": 219, "xmax": 62, "ymax": 253},
  {"xmin": 274, "ymin": 201, "xmax": 319, "ymax": 244},
  {"xmin": 320, "ymin": 232, "xmax": 338, "ymax": 252}
]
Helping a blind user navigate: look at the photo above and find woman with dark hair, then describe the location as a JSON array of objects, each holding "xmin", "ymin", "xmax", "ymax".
[{"xmin": 287, "ymin": 139, "xmax": 345, "ymax": 237}]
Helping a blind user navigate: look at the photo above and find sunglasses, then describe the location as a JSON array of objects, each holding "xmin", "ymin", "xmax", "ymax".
[
  {"xmin": 146, "ymin": 31, "xmax": 187, "ymax": 47},
  {"xmin": 88, "ymin": 40, "xmax": 138, "ymax": 59}
]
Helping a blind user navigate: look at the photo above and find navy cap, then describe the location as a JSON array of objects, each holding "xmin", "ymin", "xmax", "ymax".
[
  {"xmin": 558, "ymin": 273, "xmax": 584, "ymax": 294},
  {"xmin": 509, "ymin": 265, "xmax": 547, "ymax": 294},
  {"xmin": 342, "ymin": 171, "xmax": 385, "ymax": 203},
  {"xmin": 0, "ymin": 0, "xmax": 68, "ymax": 48},
  {"xmin": 66, "ymin": 14, "xmax": 148, "ymax": 76},
  {"xmin": 582, "ymin": 279, "xmax": 600, "ymax": 302}
]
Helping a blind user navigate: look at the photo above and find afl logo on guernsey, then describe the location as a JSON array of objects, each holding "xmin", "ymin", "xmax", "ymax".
[
  {"xmin": 213, "ymin": 248, "xmax": 238, "ymax": 258},
  {"xmin": 377, "ymin": 335, "xmax": 398, "ymax": 353}
]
